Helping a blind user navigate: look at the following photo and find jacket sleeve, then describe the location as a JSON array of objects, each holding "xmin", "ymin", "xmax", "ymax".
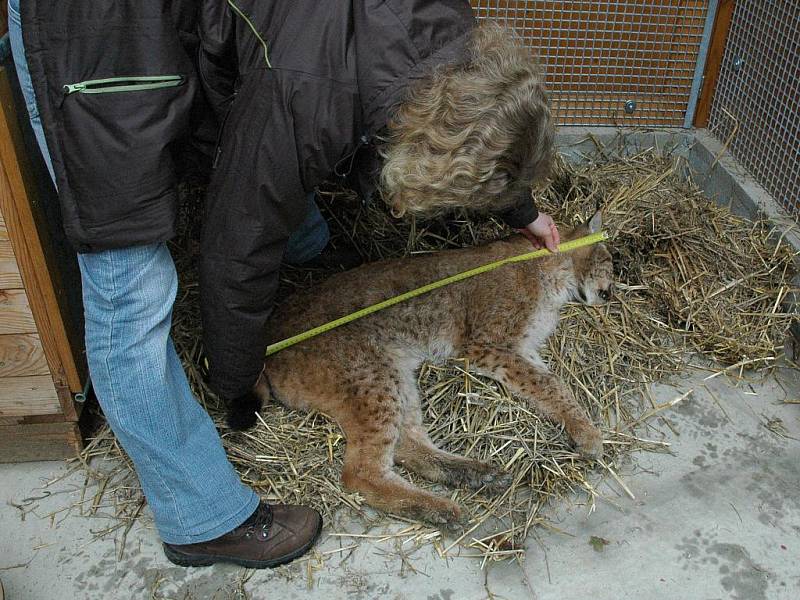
[
  {"xmin": 495, "ymin": 189, "xmax": 539, "ymax": 229},
  {"xmin": 200, "ymin": 79, "xmax": 309, "ymax": 401}
]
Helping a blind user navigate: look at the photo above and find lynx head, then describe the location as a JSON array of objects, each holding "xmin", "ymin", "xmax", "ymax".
[{"xmin": 568, "ymin": 211, "xmax": 614, "ymax": 305}]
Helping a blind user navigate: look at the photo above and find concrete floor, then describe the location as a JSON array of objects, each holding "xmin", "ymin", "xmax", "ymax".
[{"xmin": 1, "ymin": 366, "xmax": 798, "ymax": 600}]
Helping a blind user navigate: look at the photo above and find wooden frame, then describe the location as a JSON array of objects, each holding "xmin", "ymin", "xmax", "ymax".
[
  {"xmin": 0, "ymin": 66, "xmax": 85, "ymax": 461},
  {"xmin": 694, "ymin": 0, "xmax": 736, "ymax": 127}
]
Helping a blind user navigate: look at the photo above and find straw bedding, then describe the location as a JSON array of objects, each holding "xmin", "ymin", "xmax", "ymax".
[{"xmin": 65, "ymin": 137, "xmax": 797, "ymax": 564}]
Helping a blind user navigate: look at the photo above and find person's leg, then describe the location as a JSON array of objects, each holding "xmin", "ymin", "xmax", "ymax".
[
  {"xmin": 283, "ymin": 192, "xmax": 362, "ymax": 270},
  {"xmin": 9, "ymin": 1, "xmax": 258, "ymax": 542},
  {"xmin": 78, "ymin": 243, "xmax": 259, "ymax": 543}
]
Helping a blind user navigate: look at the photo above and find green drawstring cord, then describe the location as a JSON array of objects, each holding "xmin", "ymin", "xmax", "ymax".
[{"xmin": 227, "ymin": 0, "xmax": 272, "ymax": 69}]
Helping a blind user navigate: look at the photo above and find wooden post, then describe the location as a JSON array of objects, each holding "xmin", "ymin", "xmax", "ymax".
[
  {"xmin": 0, "ymin": 4, "xmax": 7, "ymax": 38},
  {"xmin": 694, "ymin": 0, "xmax": 737, "ymax": 128},
  {"xmin": 0, "ymin": 61, "xmax": 85, "ymax": 461}
]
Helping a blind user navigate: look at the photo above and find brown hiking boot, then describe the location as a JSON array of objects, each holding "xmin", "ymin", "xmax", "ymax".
[{"xmin": 163, "ymin": 502, "xmax": 322, "ymax": 569}]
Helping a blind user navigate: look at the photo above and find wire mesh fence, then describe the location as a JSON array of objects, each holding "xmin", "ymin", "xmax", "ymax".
[
  {"xmin": 708, "ymin": 0, "xmax": 800, "ymax": 216},
  {"xmin": 471, "ymin": 1, "xmax": 713, "ymax": 126}
]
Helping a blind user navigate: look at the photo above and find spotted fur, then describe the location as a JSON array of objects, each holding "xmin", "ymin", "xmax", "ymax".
[{"xmin": 257, "ymin": 213, "xmax": 612, "ymax": 527}]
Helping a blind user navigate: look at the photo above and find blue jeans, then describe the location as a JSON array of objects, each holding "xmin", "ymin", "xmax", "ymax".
[
  {"xmin": 9, "ymin": 0, "xmax": 264, "ymax": 544},
  {"xmin": 7, "ymin": 0, "xmax": 53, "ymax": 182},
  {"xmin": 78, "ymin": 245, "xmax": 259, "ymax": 543},
  {"xmin": 285, "ymin": 193, "xmax": 330, "ymax": 265}
]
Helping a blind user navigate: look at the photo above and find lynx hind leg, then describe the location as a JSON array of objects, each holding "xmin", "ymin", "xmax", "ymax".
[
  {"xmin": 265, "ymin": 349, "xmax": 463, "ymax": 527},
  {"xmin": 396, "ymin": 426, "xmax": 513, "ymax": 493},
  {"xmin": 467, "ymin": 344, "xmax": 604, "ymax": 459},
  {"xmin": 338, "ymin": 368, "xmax": 464, "ymax": 528},
  {"xmin": 262, "ymin": 349, "xmax": 339, "ymax": 413},
  {"xmin": 342, "ymin": 436, "xmax": 464, "ymax": 528}
]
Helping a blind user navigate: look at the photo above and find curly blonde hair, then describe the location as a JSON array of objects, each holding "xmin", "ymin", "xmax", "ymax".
[{"xmin": 379, "ymin": 23, "xmax": 554, "ymax": 217}]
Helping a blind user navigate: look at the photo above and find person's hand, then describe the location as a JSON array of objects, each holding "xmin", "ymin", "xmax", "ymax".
[{"xmin": 516, "ymin": 212, "xmax": 560, "ymax": 253}]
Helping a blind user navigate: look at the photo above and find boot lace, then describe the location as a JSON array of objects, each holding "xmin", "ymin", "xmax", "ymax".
[{"xmin": 242, "ymin": 503, "xmax": 273, "ymax": 539}]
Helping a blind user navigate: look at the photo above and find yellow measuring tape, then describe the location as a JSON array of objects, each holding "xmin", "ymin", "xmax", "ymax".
[{"xmin": 265, "ymin": 230, "xmax": 609, "ymax": 356}]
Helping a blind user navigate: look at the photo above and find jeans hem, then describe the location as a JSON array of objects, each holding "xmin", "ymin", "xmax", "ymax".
[{"xmin": 158, "ymin": 489, "xmax": 260, "ymax": 546}]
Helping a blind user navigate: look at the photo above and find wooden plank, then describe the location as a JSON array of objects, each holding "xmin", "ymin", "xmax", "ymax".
[
  {"xmin": 0, "ymin": 421, "xmax": 82, "ymax": 463},
  {"xmin": 0, "ymin": 412, "xmax": 71, "ymax": 426},
  {"xmin": 0, "ymin": 237, "xmax": 23, "ymax": 288},
  {"xmin": 0, "ymin": 374, "xmax": 61, "ymax": 417},
  {"xmin": 0, "ymin": 69, "xmax": 81, "ymax": 419},
  {"xmin": 0, "ymin": 289, "xmax": 35, "ymax": 334},
  {"xmin": 0, "ymin": 229, "xmax": 13, "ymax": 250},
  {"xmin": 694, "ymin": 0, "xmax": 736, "ymax": 127},
  {"xmin": 0, "ymin": 333, "xmax": 50, "ymax": 377}
]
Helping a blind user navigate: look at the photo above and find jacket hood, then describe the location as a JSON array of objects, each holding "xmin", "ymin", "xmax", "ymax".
[{"xmin": 353, "ymin": 0, "xmax": 474, "ymax": 134}]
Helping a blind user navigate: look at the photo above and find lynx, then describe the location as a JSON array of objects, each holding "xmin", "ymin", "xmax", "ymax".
[{"xmin": 253, "ymin": 212, "xmax": 612, "ymax": 527}]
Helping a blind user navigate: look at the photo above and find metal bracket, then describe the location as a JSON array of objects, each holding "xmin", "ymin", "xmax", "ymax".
[{"xmin": 685, "ymin": 0, "xmax": 721, "ymax": 128}]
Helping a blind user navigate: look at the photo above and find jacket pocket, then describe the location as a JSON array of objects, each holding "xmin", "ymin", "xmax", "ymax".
[
  {"xmin": 57, "ymin": 72, "xmax": 195, "ymax": 228},
  {"xmin": 62, "ymin": 75, "xmax": 185, "ymax": 96}
]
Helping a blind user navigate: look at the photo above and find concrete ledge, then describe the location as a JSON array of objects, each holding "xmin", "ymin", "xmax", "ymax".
[
  {"xmin": 688, "ymin": 129, "xmax": 800, "ymax": 252},
  {"xmin": 555, "ymin": 126, "xmax": 799, "ymax": 252},
  {"xmin": 556, "ymin": 126, "xmax": 693, "ymax": 162}
]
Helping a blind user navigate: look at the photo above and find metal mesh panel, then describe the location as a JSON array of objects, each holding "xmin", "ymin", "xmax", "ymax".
[
  {"xmin": 708, "ymin": 1, "xmax": 800, "ymax": 216},
  {"xmin": 471, "ymin": 1, "xmax": 712, "ymax": 126}
]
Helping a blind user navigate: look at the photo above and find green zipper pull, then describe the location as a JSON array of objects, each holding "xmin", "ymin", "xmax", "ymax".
[{"xmin": 63, "ymin": 82, "xmax": 86, "ymax": 95}]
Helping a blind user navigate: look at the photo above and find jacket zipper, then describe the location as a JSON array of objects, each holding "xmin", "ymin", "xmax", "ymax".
[
  {"xmin": 62, "ymin": 75, "xmax": 185, "ymax": 96},
  {"xmin": 212, "ymin": 92, "xmax": 237, "ymax": 170}
]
